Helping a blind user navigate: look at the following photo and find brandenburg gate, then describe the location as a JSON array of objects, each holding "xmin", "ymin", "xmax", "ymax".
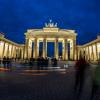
[
  {"xmin": 0, "ymin": 20, "xmax": 100, "ymax": 61},
  {"xmin": 24, "ymin": 20, "xmax": 77, "ymax": 60}
]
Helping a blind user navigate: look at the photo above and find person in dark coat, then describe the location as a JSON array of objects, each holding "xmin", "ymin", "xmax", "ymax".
[
  {"xmin": 37, "ymin": 57, "xmax": 41, "ymax": 70},
  {"xmin": 74, "ymin": 55, "xmax": 89, "ymax": 93},
  {"xmin": 90, "ymin": 61, "xmax": 100, "ymax": 100},
  {"xmin": 6, "ymin": 57, "xmax": 11, "ymax": 68},
  {"xmin": 53, "ymin": 58, "xmax": 57, "ymax": 67},
  {"xmin": 3, "ymin": 56, "xmax": 7, "ymax": 67}
]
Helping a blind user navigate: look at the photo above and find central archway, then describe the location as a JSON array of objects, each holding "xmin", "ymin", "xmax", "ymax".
[{"xmin": 47, "ymin": 42, "xmax": 54, "ymax": 57}]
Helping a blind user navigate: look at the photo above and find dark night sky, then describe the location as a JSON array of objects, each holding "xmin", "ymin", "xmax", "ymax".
[{"xmin": 0, "ymin": 0, "xmax": 100, "ymax": 45}]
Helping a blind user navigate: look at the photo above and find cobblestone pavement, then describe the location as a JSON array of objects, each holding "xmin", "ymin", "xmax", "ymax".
[{"xmin": 0, "ymin": 63, "xmax": 99, "ymax": 100}]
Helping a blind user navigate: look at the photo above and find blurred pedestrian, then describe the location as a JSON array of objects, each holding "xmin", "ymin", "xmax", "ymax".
[
  {"xmin": 3, "ymin": 56, "xmax": 7, "ymax": 67},
  {"xmin": 90, "ymin": 61, "xmax": 100, "ymax": 100},
  {"xmin": 37, "ymin": 57, "xmax": 41, "ymax": 70},
  {"xmin": 74, "ymin": 55, "xmax": 89, "ymax": 94}
]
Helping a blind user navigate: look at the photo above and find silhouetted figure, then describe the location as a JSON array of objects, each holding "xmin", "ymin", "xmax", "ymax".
[
  {"xmin": 3, "ymin": 56, "xmax": 7, "ymax": 67},
  {"xmin": 29, "ymin": 58, "xmax": 33, "ymax": 65},
  {"xmin": 45, "ymin": 57, "xmax": 49, "ymax": 67},
  {"xmin": 74, "ymin": 55, "xmax": 89, "ymax": 95},
  {"xmin": 0, "ymin": 59, "xmax": 2, "ymax": 65},
  {"xmin": 53, "ymin": 58, "xmax": 57, "ymax": 67},
  {"xmin": 32, "ymin": 58, "xmax": 35, "ymax": 66},
  {"xmin": 6, "ymin": 57, "xmax": 12, "ymax": 68},
  {"xmin": 51, "ymin": 58, "xmax": 54, "ymax": 67},
  {"xmin": 41, "ymin": 57, "xmax": 45, "ymax": 68},
  {"xmin": 51, "ymin": 58, "xmax": 54, "ymax": 66},
  {"xmin": 29, "ymin": 58, "xmax": 33, "ymax": 69},
  {"xmin": 90, "ymin": 61, "xmax": 100, "ymax": 100},
  {"xmin": 37, "ymin": 57, "xmax": 41, "ymax": 70}
]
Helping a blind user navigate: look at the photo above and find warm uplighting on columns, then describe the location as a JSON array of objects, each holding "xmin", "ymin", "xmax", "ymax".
[
  {"xmin": 43, "ymin": 38, "xmax": 47, "ymax": 58},
  {"xmin": 23, "ymin": 46, "xmax": 25, "ymax": 59},
  {"xmin": 25, "ymin": 38, "xmax": 29, "ymax": 59},
  {"xmin": 11, "ymin": 45, "xmax": 13, "ymax": 58},
  {"xmin": 73, "ymin": 39, "xmax": 77, "ymax": 60},
  {"xmin": 69, "ymin": 40, "xmax": 73, "ymax": 60},
  {"xmin": 91, "ymin": 45, "xmax": 94, "ymax": 60},
  {"xmin": 97, "ymin": 43, "xmax": 100, "ymax": 60},
  {"xmin": 88, "ymin": 46, "xmax": 90, "ymax": 60},
  {"xmin": 2, "ymin": 42, "xmax": 5, "ymax": 58},
  {"xmin": 9, "ymin": 45, "xmax": 12, "ymax": 58},
  {"xmin": 28, "ymin": 40, "xmax": 32, "ymax": 59},
  {"xmin": 95, "ymin": 43, "xmax": 98, "ymax": 60},
  {"xmin": 63, "ymin": 39, "xmax": 68, "ymax": 60},
  {"xmin": 13, "ymin": 46, "xmax": 16, "ymax": 58},
  {"xmin": 0, "ymin": 41, "xmax": 3, "ymax": 58},
  {"xmin": 55, "ymin": 38, "xmax": 58, "ymax": 59},
  {"xmin": 33, "ymin": 38, "xmax": 38, "ymax": 58},
  {"xmin": 7, "ymin": 44, "xmax": 9, "ymax": 57}
]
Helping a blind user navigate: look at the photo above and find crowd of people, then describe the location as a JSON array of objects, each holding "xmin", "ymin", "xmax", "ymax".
[
  {"xmin": 0, "ymin": 57, "xmax": 23, "ymax": 68},
  {"xmin": 0, "ymin": 56, "xmax": 58, "ymax": 69},
  {"xmin": 29, "ymin": 57, "xmax": 58, "ymax": 69},
  {"xmin": 0, "ymin": 56, "xmax": 12, "ymax": 68}
]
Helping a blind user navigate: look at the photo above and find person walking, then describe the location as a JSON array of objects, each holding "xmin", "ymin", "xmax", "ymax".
[
  {"xmin": 74, "ymin": 55, "xmax": 89, "ymax": 95},
  {"xmin": 3, "ymin": 56, "xmax": 7, "ymax": 67},
  {"xmin": 90, "ymin": 61, "xmax": 100, "ymax": 100}
]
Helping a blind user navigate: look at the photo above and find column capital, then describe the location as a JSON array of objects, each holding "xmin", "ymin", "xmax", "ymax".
[
  {"xmin": 64, "ymin": 38, "xmax": 68, "ymax": 42},
  {"xmin": 55, "ymin": 38, "xmax": 58, "ymax": 41},
  {"xmin": 64, "ymin": 38, "xmax": 68, "ymax": 40},
  {"xmin": 43, "ymin": 38, "xmax": 46, "ymax": 40}
]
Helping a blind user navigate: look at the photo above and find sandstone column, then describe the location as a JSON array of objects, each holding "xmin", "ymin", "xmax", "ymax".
[
  {"xmin": 73, "ymin": 39, "xmax": 76, "ymax": 60},
  {"xmin": 25, "ymin": 38, "xmax": 29, "ymax": 59},
  {"xmin": 88, "ymin": 46, "xmax": 90, "ymax": 60},
  {"xmin": 33, "ymin": 38, "xmax": 38, "ymax": 58},
  {"xmin": 54, "ymin": 38, "xmax": 58, "ymax": 59},
  {"xmin": 2, "ymin": 42, "xmax": 5, "ymax": 58},
  {"xmin": 7, "ymin": 44, "xmax": 9, "ymax": 57},
  {"xmin": 63, "ymin": 38, "xmax": 68, "ymax": 60},
  {"xmin": 13, "ymin": 46, "xmax": 16, "ymax": 58},
  {"xmin": 91, "ymin": 45, "xmax": 94, "ymax": 60},
  {"xmin": 23, "ymin": 46, "xmax": 25, "ymax": 59},
  {"xmin": 11, "ymin": 45, "xmax": 13, "ymax": 58},
  {"xmin": 43, "ymin": 38, "xmax": 47, "ymax": 58},
  {"xmin": 95, "ymin": 43, "xmax": 98, "ymax": 60}
]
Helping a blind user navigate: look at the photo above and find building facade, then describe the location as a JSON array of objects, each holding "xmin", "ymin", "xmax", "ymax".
[
  {"xmin": 24, "ymin": 20, "xmax": 77, "ymax": 60},
  {"xmin": 77, "ymin": 35, "xmax": 100, "ymax": 61},
  {"xmin": 0, "ymin": 32, "xmax": 24, "ymax": 59}
]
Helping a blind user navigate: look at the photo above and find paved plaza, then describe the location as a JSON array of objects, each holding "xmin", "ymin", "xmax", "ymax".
[{"xmin": 0, "ymin": 61, "xmax": 99, "ymax": 100}]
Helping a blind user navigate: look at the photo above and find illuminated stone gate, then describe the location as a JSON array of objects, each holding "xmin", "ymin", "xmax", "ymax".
[
  {"xmin": 24, "ymin": 20, "xmax": 77, "ymax": 60},
  {"xmin": 0, "ymin": 20, "xmax": 100, "ymax": 61}
]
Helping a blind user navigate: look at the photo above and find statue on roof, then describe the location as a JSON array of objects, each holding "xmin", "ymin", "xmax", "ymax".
[
  {"xmin": 50, "ymin": 19, "xmax": 52, "ymax": 23},
  {"xmin": 55, "ymin": 23, "xmax": 57, "ymax": 27},
  {"xmin": 45, "ymin": 19, "xmax": 58, "ymax": 28},
  {"xmin": 45, "ymin": 23, "xmax": 48, "ymax": 27}
]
